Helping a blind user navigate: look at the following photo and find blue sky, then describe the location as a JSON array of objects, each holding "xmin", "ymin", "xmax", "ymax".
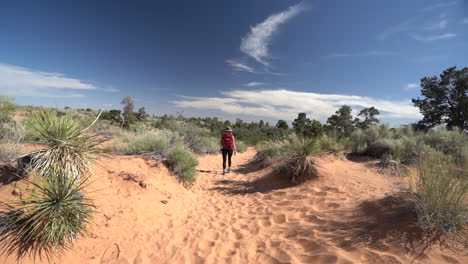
[{"xmin": 1, "ymin": 0, "xmax": 467, "ymax": 124}]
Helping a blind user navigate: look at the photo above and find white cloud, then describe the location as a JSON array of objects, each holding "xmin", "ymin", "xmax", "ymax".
[
  {"xmin": 463, "ymin": 18, "xmax": 468, "ymax": 24},
  {"xmin": 172, "ymin": 89, "xmax": 421, "ymax": 122},
  {"xmin": 244, "ymin": 82, "xmax": 265, "ymax": 87},
  {"xmin": 226, "ymin": 59, "xmax": 256, "ymax": 73},
  {"xmin": 411, "ymin": 33, "xmax": 456, "ymax": 41},
  {"xmin": 0, "ymin": 62, "xmax": 98, "ymax": 98},
  {"xmin": 240, "ymin": 3, "xmax": 305, "ymax": 66},
  {"xmin": 405, "ymin": 83, "xmax": 419, "ymax": 90}
]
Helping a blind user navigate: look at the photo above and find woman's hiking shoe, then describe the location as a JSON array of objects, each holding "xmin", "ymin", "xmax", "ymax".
[
  {"xmin": 227, "ymin": 168, "xmax": 231, "ymax": 173},
  {"xmin": 222, "ymin": 169, "xmax": 226, "ymax": 175}
]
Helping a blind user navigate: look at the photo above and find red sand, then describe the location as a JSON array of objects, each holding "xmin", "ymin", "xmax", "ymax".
[{"xmin": 0, "ymin": 148, "xmax": 466, "ymax": 263}]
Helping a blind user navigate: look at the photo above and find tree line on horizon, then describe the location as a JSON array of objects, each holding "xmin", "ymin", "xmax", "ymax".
[{"xmin": 94, "ymin": 65, "xmax": 467, "ymax": 145}]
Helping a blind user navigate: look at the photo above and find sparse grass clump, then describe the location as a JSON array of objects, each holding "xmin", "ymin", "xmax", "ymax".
[
  {"xmin": 411, "ymin": 152, "xmax": 468, "ymax": 246},
  {"xmin": 168, "ymin": 146, "xmax": 199, "ymax": 184},
  {"xmin": 0, "ymin": 173, "xmax": 94, "ymax": 259},
  {"xmin": 24, "ymin": 109, "xmax": 103, "ymax": 178}
]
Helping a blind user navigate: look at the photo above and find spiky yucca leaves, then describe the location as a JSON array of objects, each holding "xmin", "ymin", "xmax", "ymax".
[
  {"xmin": 412, "ymin": 152, "xmax": 468, "ymax": 246},
  {"xmin": 24, "ymin": 109, "xmax": 103, "ymax": 178},
  {"xmin": 0, "ymin": 173, "xmax": 94, "ymax": 259},
  {"xmin": 282, "ymin": 137, "xmax": 320, "ymax": 184}
]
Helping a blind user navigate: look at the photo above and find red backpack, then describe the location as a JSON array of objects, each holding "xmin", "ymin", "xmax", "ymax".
[{"xmin": 221, "ymin": 132, "xmax": 234, "ymax": 149}]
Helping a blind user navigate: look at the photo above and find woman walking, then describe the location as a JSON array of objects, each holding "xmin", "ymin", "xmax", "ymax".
[{"xmin": 220, "ymin": 126, "xmax": 237, "ymax": 175}]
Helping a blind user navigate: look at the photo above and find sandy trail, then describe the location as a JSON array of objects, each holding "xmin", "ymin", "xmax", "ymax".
[{"xmin": 0, "ymin": 148, "xmax": 466, "ymax": 264}]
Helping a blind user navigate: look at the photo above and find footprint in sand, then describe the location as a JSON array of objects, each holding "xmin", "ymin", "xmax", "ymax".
[{"xmin": 272, "ymin": 214, "xmax": 286, "ymax": 224}]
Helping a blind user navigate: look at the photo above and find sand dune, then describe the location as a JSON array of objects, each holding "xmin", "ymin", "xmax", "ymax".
[{"xmin": 0, "ymin": 148, "xmax": 466, "ymax": 263}]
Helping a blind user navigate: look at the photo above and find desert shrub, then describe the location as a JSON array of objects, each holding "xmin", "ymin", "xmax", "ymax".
[
  {"xmin": 0, "ymin": 96, "xmax": 17, "ymax": 123},
  {"xmin": 253, "ymin": 141, "xmax": 286, "ymax": 167},
  {"xmin": 318, "ymin": 135, "xmax": 343, "ymax": 152},
  {"xmin": 187, "ymin": 136, "xmax": 219, "ymax": 154},
  {"xmin": 411, "ymin": 152, "xmax": 468, "ymax": 246},
  {"xmin": 88, "ymin": 119, "xmax": 118, "ymax": 137},
  {"xmin": 109, "ymin": 129, "xmax": 183, "ymax": 156},
  {"xmin": 0, "ymin": 121, "xmax": 24, "ymax": 163},
  {"xmin": 0, "ymin": 173, "xmax": 94, "ymax": 259},
  {"xmin": 422, "ymin": 126, "xmax": 468, "ymax": 166},
  {"xmin": 178, "ymin": 125, "xmax": 219, "ymax": 154},
  {"xmin": 110, "ymin": 131, "xmax": 168, "ymax": 155},
  {"xmin": 352, "ymin": 124, "xmax": 468, "ymax": 166},
  {"xmin": 236, "ymin": 141, "xmax": 248, "ymax": 153},
  {"xmin": 350, "ymin": 124, "xmax": 392, "ymax": 154},
  {"xmin": 168, "ymin": 146, "xmax": 199, "ymax": 183},
  {"xmin": 24, "ymin": 109, "xmax": 103, "ymax": 178}
]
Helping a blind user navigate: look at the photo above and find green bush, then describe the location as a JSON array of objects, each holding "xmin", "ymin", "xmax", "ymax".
[
  {"xmin": 411, "ymin": 152, "xmax": 468, "ymax": 245},
  {"xmin": 422, "ymin": 126, "xmax": 468, "ymax": 166},
  {"xmin": 110, "ymin": 131, "xmax": 168, "ymax": 155},
  {"xmin": 0, "ymin": 173, "xmax": 94, "ymax": 259},
  {"xmin": 168, "ymin": 146, "xmax": 199, "ymax": 183},
  {"xmin": 236, "ymin": 141, "xmax": 248, "ymax": 153},
  {"xmin": 351, "ymin": 124, "xmax": 468, "ymax": 166},
  {"xmin": 318, "ymin": 135, "xmax": 343, "ymax": 152}
]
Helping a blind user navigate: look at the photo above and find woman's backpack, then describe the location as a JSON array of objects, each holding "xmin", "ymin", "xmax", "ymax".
[{"xmin": 221, "ymin": 132, "xmax": 234, "ymax": 149}]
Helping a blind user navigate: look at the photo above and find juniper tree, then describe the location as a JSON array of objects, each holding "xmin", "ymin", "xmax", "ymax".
[{"xmin": 412, "ymin": 66, "xmax": 468, "ymax": 131}]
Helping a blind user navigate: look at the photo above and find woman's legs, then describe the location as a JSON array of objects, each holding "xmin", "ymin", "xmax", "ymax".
[
  {"xmin": 227, "ymin": 149, "xmax": 233, "ymax": 169},
  {"xmin": 222, "ymin": 149, "xmax": 228, "ymax": 170},
  {"xmin": 222, "ymin": 149, "xmax": 234, "ymax": 173}
]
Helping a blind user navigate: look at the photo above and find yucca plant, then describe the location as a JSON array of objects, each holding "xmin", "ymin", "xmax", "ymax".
[
  {"xmin": 0, "ymin": 172, "xmax": 95, "ymax": 259},
  {"xmin": 24, "ymin": 109, "xmax": 104, "ymax": 179},
  {"xmin": 282, "ymin": 137, "xmax": 320, "ymax": 184}
]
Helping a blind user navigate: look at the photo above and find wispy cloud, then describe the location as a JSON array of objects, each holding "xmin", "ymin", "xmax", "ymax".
[
  {"xmin": 411, "ymin": 33, "xmax": 456, "ymax": 41},
  {"xmin": 244, "ymin": 82, "xmax": 265, "ymax": 87},
  {"xmin": 421, "ymin": 1, "xmax": 457, "ymax": 12},
  {"xmin": 327, "ymin": 50, "xmax": 395, "ymax": 58},
  {"xmin": 463, "ymin": 18, "xmax": 468, "ymax": 24},
  {"xmin": 405, "ymin": 83, "xmax": 419, "ymax": 90},
  {"xmin": 426, "ymin": 19, "xmax": 448, "ymax": 30},
  {"xmin": 172, "ymin": 89, "xmax": 421, "ymax": 122},
  {"xmin": 0, "ymin": 62, "xmax": 101, "ymax": 98},
  {"xmin": 240, "ymin": 3, "xmax": 305, "ymax": 66},
  {"xmin": 226, "ymin": 59, "xmax": 256, "ymax": 73},
  {"xmin": 378, "ymin": 18, "xmax": 416, "ymax": 40}
]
